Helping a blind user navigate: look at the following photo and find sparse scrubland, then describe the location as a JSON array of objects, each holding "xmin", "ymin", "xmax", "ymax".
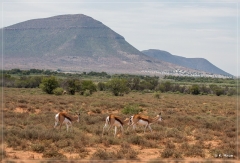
[{"xmin": 2, "ymin": 86, "xmax": 238, "ymax": 162}]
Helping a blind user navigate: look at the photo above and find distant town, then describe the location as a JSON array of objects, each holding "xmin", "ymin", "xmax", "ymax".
[{"xmin": 141, "ymin": 69, "xmax": 234, "ymax": 79}]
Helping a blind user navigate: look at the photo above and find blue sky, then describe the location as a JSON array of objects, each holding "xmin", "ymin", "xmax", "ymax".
[{"xmin": 1, "ymin": 0, "xmax": 239, "ymax": 76}]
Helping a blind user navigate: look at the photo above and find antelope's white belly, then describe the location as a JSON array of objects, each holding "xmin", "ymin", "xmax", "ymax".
[
  {"xmin": 137, "ymin": 120, "xmax": 148, "ymax": 126},
  {"xmin": 113, "ymin": 120, "xmax": 122, "ymax": 127},
  {"xmin": 63, "ymin": 118, "xmax": 71, "ymax": 124}
]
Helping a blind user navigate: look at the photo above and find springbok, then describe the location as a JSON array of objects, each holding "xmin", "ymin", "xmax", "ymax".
[
  {"xmin": 102, "ymin": 114, "xmax": 129, "ymax": 137},
  {"xmin": 127, "ymin": 113, "xmax": 162, "ymax": 133},
  {"xmin": 54, "ymin": 112, "xmax": 80, "ymax": 132}
]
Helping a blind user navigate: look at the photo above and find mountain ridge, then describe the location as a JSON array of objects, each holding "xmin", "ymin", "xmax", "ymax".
[
  {"xmin": 142, "ymin": 49, "xmax": 231, "ymax": 76},
  {"xmin": 1, "ymin": 14, "xmax": 231, "ymax": 77}
]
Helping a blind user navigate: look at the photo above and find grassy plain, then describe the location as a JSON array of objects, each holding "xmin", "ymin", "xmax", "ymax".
[{"xmin": 1, "ymin": 87, "xmax": 238, "ymax": 162}]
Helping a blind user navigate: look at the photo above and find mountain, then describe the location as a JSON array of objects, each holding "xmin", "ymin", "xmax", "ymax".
[
  {"xmin": 142, "ymin": 49, "xmax": 232, "ymax": 76},
  {"xmin": 1, "ymin": 14, "xmax": 200, "ymax": 75},
  {"xmin": 1, "ymin": 14, "xmax": 229, "ymax": 77}
]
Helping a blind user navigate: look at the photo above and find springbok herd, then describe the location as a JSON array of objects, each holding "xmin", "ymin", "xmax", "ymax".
[{"xmin": 54, "ymin": 112, "xmax": 163, "ymax": 137}]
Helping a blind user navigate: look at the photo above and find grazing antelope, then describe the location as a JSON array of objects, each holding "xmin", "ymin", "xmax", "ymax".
[
  {"xmin": 128, "ymin": 113, "xmax": 162, "ymax": 133},
  {"xmin": 102, "ymin": 114, "xmax": 129, "ymax": 137},
  {"xmin": 54, "ymin": 112, "xmax": 80, "ymax": 132}
]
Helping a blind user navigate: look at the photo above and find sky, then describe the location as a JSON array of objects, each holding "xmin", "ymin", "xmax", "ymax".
[{"xmin": 0, "ymin": 0, "xmax": 239, "ymax": 76}]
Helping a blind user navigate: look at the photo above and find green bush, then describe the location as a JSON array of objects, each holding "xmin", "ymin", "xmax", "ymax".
[
  {"xmin": 81, "ymin": 80, "xmax": 97, "ymax": 95},
  {"xmin": 157, "ymin": 81, "xmax": 172, "ymax": 92},
  {"xmin": 40, "ymin": 76, "xmax": 59, "ymax": 94},
  {"xmin": 53, "ymin": 87, "xmax": 64, "ymax": 95},
  {"xmin": 215, "ymin": 88, "xmax": 224, "ymax": 96},
  {"xmin": 154, "ymin": 92, "xmax": 161, "ymax": 99},
  {"xmin": 121, "ymin": 104, "xmax": 142, "ymax": 115},
  {"xmin": 97, "ymin": 82, "xmax": 107, "ymax": 91},
  {"xmin": 107, "ymin": 78, "xmax": 129, "ymax": 96},
  {"xmin": 190, "ymin": 84, "xmax": 200, "ymax": 95},
  {"xmin": 84, "ymin": 89, "xmax": 91, "ymax": 96},
  {"xmin": 66, "ymin": 79, "xmax": 81, "ymax": 95}
]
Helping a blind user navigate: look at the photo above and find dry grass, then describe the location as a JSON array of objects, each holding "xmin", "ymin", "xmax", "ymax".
[{"xmin": 2, "ymin": 87, "xmax": 238, "ymax": 162}]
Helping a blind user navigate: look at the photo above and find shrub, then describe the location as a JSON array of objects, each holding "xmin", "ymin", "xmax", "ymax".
[
  {"xmin": 161, "ymin": 148, "xmax": 174, "ymax": 158},
  {"xmin": 31, "ymin": 144, "xmax": 45, "ymax": 153},
  {"xmin": 185, "ymin": 144, "xmax": 205, "ymax": 157},
  {"xmin": 80, "ymin": 80, "xmax": 97, "ymax": 95},
  {"xmin": 190, "ymin": 84, "xmax": 200, "ymax": 95},
  {"xmin": 121, "ymin": 104, "xmax": 142, "ymax": 115},
  {"xmin": 145, "ymin": 132, "xmax": 165, "ymax": 140},
  {"xmin": 42, "ymin": 150, "xmax": 66, "ymax": 159},
  {"xmin": 91, "ymin": 148, "xmax": 110, "ymax": 160},
  {"xmin": 215, "ymin": 88, "xmax": 224, "ymax": 96},
  {"xmin": 227, "ymin": 88, "xmax": 237, "ymax": 96},
  {"xmin": 157, "ymin": 81, "xmax": 172, "ymax": 92},
  {"xmin": 66, "ymin": 79, "xmax": 81, "ymax": 95},
  {"xmin": 53, "ymin": 87, "xmax": 64, "ymax": 95},
  {"xmin": 127, "ymin": 135, "xmax": 143, "ymax": 145},
  {"xmin": 40, "ymin": 76, "xmax": 59, "ymax": 94},
  {"xmin": 83, "ymin": 89, "xmax": 91, "ymax": 96},
  {"xmin": 154, "ymin": 92, "xmax": 161, "ymax": 99},
  {"xmin": 107, "ymin": 78, "xmax": 129, "ymax": 96},
  {"xmin": 97, "ymin": 82, "xmax": 107, "ymax": 91},
  {"xmin": 118, "ymin": 143, "xmax": 138, "ymax": 159}
]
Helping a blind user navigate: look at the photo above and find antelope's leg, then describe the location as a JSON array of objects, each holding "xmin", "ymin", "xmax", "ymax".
[
  {"xmin": 114, "ymin": 126, "xmax": 117, "ymax": 137},
  {"xmin": 106, "ymin": 125, "xmax": 112, "ymax": 132},
  {"xmin": 54, "ymin": 120, "xmax": 58, "ymax": 128},
  {"xmin": 66, "ymin": 123, "xmax": 69, "ymax": 132},
  {"xmin": 144, "ymin": 124, "xmax": 148, "ymax": 133},
  {"xmin": 59, "ymin": 123, "xmax": 62, "ymax": 131},
  {"xmin": 133, "ymin": 124, "xmax": 137, "ymax": 131},
  {"xmin": 69, "ymin": 122, "xmax": 72, "ymax": 132},
  {"xmin": 120, "ymin": 125, "xmax": 124, "ymax": 136},
  {"xmin": 102, "ymin": 123, "xmax": 108, "ymax": 136},
  {"xmin": 148, "ymin": 125, "xmax": 153, "ymax": 132}
]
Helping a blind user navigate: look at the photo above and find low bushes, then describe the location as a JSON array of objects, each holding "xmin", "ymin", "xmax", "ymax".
[
  {"xmin": 3, "ymin": 88, "xmax": 237, "ymax": 160},
  {"xmin": 121, "ymin": 104, "xmax": 142, "ymax": 115}
]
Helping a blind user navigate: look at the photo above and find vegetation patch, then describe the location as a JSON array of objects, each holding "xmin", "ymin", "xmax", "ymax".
[
  {"xmin": 121, "ymin": 104, "xmax": 143, "ymax": 115},
  {"xmin": 2, "ymin": 84, "xmax": 237, "ymax": 161}
]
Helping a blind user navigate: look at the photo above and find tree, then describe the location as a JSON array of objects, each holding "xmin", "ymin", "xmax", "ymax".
[
  {"xmin": 80, "ymin": 80, "xmax": 97, "ymax": 95},
  {"xmin": 190, "ymin": 84, "xmax": 200, "ymax": 95},
  {"xmin": 127, "ymin": 77, "xmax": 140, "ymax": 90},
  {"xmin": 66, "ymin": 79, "xmax": 81, "ymax": 95},
  {"xmin": 97, "ymin": 82, "xmax": 107, "ymax": 91},
  {"xmin": 215, "ymin": 87, "xmax": 224, "ymax": 96},
  {"xmin": 107, "ymin": 78, "xmax": 129, "ymax": 96},
  {"xmin": 157, "ymin": 81, "xmax": 172, "ymax": 92},
  {"xmin": 40, "ymin": 76, "xmax": 59, "ymax": 94}
]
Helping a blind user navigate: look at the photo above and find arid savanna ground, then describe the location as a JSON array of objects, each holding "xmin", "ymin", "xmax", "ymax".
[{"xmin": 1, "ymin": 87, "xmax": 238, "ymax": 162}]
